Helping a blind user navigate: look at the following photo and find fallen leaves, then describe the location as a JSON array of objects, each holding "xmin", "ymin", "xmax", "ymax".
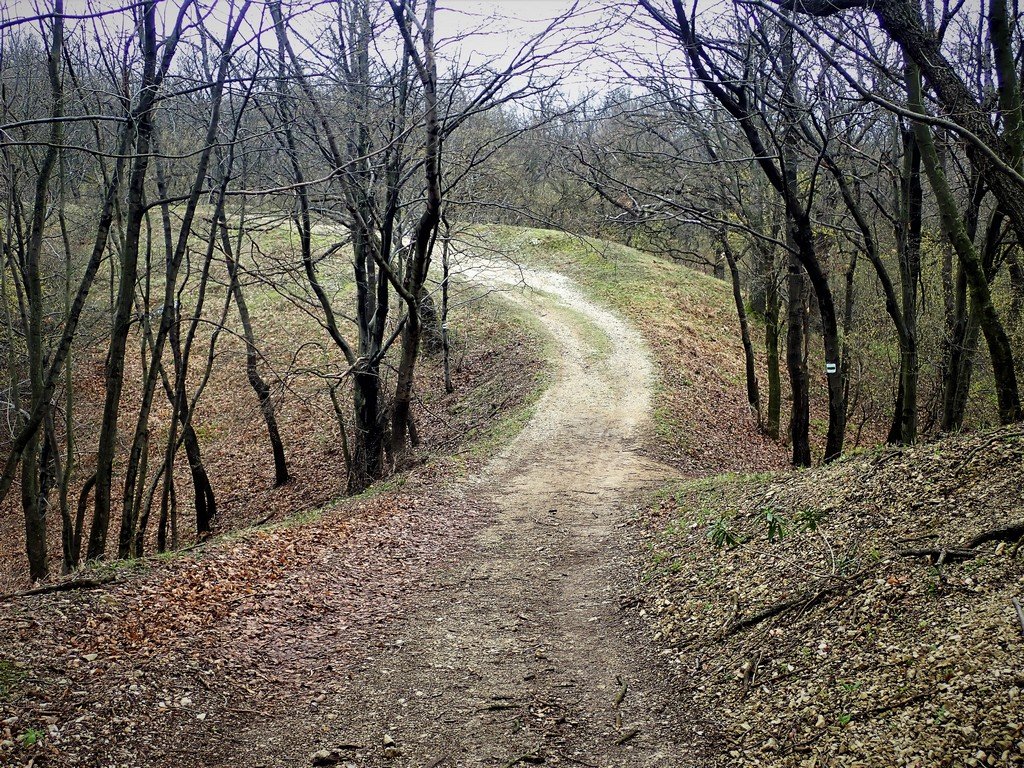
[
  {"xmin": 637, "ymin": 426, "xmax": 1024, "ymax": 767},
  {"xmin": 0, "ymin": 282, "xmax": 547, "ymax": 767}
]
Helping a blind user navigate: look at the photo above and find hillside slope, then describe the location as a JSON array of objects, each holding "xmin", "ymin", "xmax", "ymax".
[
  {"xmin": 0, "ymin": 249, "xmax": 554, "ymax": 767},
  {"xmin": 642, "ymin": 431, "xmax": 1024, "ymax": 767}
]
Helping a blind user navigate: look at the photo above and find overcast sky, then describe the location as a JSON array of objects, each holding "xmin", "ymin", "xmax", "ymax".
[{"xmin": 4, "ymin": 0, "xmax": 629, "ymax": 96}]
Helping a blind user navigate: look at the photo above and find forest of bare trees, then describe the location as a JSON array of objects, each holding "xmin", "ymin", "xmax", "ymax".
[{"xmin": 2, "ymin": 0, "xmax": 1024, "ymax": 583}]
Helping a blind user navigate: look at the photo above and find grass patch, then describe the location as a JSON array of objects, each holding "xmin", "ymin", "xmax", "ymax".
[
  {"xmin": 446, "ymin": 290, "xmax": 555, "ymax": 463},
  {"xmin": 0, "ymin": 659, "xmax": 25, "ymax": 700}
]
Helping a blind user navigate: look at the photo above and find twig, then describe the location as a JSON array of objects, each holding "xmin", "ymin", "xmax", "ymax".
[
  {"xmin": 226, "ymin": 706, "xmax": 272, "ymax": 718},
  {"xmin": 723, "ymin": 589, "xmax": 826, "ymax": 637},
  {"xmin": 869, "ymin": 448, "xmax": 903, "ymax": 467},
  {"xmin": 851, "ymin": 688, "xmax": 934, "ymax": 721},
  {"xmin": 898, "ymin": 548, "xmax": 977, "ymax": 564},
  {"xmin": 723, "ymin": 567, "xmax": 875, "ymax": 638},
  {"xmin": 896, "ymin": 533, "xmax": 939, "ymax": 544},
  {"xmin": 742, "ymin": 649, "xmax": 763, "ymax": 695},
  {"xmin": 502, "ymin": 751, "xmax": 543, "ymax": 768},
  {"xmin": 613, "ymin": 676, "xmax": 628, "ymax": 707},
  {"xmin": 1012, "ymin": 597, "xmax": 1024, "ymax": 635},
  {"xmin": 615, "ymin": 728, "xmax": 640, "ymax": 745},
  {"xmin": 557, "ymin": 752, "xmax": 597, "ymax": 767},
  {"xmin": 966, "ymin": 521, "xmax": 1024, "ymax": 549},
  {"xmin": 955, "ymin": 429, "xmax": 1024, "ymax": 473}
]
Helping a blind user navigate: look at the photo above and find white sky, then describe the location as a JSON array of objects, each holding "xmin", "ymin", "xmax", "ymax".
[{"xmin": 3, "ymin": 0, "xmax": 625, "ymax": 96}]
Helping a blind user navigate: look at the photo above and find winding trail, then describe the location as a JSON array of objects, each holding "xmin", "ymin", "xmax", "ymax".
[
  {"xmin": 0, "ymin": 260, "xmax": 713, "ymax": 768},
  {"xmin": 289, "ymin": 262, "xmax": 699, "ymax": 767}
]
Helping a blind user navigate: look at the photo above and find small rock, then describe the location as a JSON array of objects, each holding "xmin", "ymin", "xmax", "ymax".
[{"xmin": 311, "ymin": 749, "xmax": 341, "ymax": 766}]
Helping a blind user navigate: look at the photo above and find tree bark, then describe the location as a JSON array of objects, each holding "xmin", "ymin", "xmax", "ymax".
[
  {"xmin": 909, "ymin": 64, "xmax": 1022, "ymax": 424},
  {"xmin": 888, "ymin": 115, "xmax": 923, "ymax": 444},
  {"xmin": 90, "ymin": 1, "xmax": 163, "ymax": 561},
  {"xmin": 764, "ymin": 259, "xmax": 783, "ymax": 441},
  {"xmin": 721, "ymin": 230, "xmax": 762, "ymax": 426},
  {"xmin": 787, "ymin": 255, "xmax": 811, "ymax": 466},
  {"xmin": 389, "ymin": 0, "xmax": 442, "ymax": 458}
]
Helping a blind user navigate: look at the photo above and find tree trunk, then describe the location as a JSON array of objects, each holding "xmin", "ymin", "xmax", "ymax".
[
  {"xmin": 765, "ymin": 267, "xmax": 782, "ymax": 441},
  {"xmin": 787, "ymin": 255, "xmax": 811, "ymax": 466},
  {"xmin": 389, "ymin": 0, "xmax": 442, "ymax": 458},
  {"xmin": 888, "ymin": 116, "xmax": 923, "ymax": 444},
  {"xmin": 167, "ymin": 304, "xmax": 217, "ymax": 538},
  {"xmin": 779, "ymin": 12, "xmax": 845, "ymax": 461},
  {"xmin": 945, "ymin": 295, "xmax": 982, "ymax": 432},
  {"xmin": 391, "ymin": 314, "xmax": 422, "ymax": 459},
  {"xmin": 17, "ymin": 0, "xmax": 65, "ymax": 581},
  {"xmin": 90, "ymin": 2, "xmax": 161, "ymax": 560},
  {"xmin": 1007, "ymin": 250, "xmax": 1024, "ymax": 322},
  {"xmin": 840, "ymin": 248, "xmax": 856, "ymax": 429},
  {"xmin": 349, "ymin": 366, "xmax": 384, "ymax": 494},
  {"xmin": 220, "ymin": 214, "xmax": 289, "ymax": 486},
  {"xmin": 721, "ymin": 231, "xmax": 761, "ymax": 426},
  {"xmin": 910, "ymin": 63, "xmax": 1022, "ymax": 424}
]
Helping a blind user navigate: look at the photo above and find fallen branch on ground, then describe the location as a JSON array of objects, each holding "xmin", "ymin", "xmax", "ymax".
[
  {"xmin": 0, "ymin": 575, "xmax": 114, "ymax": 602},
  {"xmin": 615, "ymin": 728, "xmax": 640, "ymax": 745},
  {"xmin": 897, "ymin": 521, "xmax": 1024, "ymax": 565},
  {"xmin": 722, "ymin": 568, "xmax": 874, "ymax": 638},
  {"xmin": 851, "ymin": 688, "xmax": 935, "ymax": 721},
  {"xmin": 955, "ymin": 430, "xmax": 1024, "ymax": 473},
  {"xmin": 898, "ymin": 548, "xmax": 977, "ymax": 564},
  {"xmin": 966, "ymin": 521, "xmax": 1024, "ymax": 549},
  {"xmin": 1012, "ymin": 598, "xmax": 1024, "ymax": 635}
]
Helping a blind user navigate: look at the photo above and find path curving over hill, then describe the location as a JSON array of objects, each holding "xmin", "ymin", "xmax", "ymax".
[
  {"xmin": 270, "ymin": 261, "xmax": 705, "ymax": 767},
  {"xmin": 0, "ymin": 257, "xmax": 716, "ymax": 768}
]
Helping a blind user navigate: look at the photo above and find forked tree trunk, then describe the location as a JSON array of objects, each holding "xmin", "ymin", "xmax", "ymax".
[
  {"xmin": 909, "ymin": 63, "xmax": 1022, "ymax": 424},
  {"xmin": 220, "ymin": 213, "xmax": 290, "ymax": 486},
  {"xmin": 389, "ymin": 0, "xmax": 442, "ymax": 458}
]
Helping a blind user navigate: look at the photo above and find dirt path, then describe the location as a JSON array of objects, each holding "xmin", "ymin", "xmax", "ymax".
[
  {"xmin": 0, "ymin": 262, "xmax": 712, "ymax": 768},
  {"xmin": 224, "ymin": 262, "xmax": 704, "ymax": 767}
]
